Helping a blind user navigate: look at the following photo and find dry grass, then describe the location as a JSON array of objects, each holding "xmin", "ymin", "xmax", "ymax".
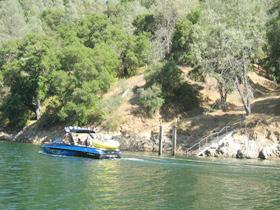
[{"xmin": 98, "ymin": 65, "xmax": 280, "ymax": 151}]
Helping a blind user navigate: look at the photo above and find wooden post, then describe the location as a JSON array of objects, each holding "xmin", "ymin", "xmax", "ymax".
[
  {"xmin": 172, "ymin": 126, "xmax": 177, "ymax": 156},
  {"xmin": 158, "ymin": 125, "xmax": 163, "ymax": 156}
]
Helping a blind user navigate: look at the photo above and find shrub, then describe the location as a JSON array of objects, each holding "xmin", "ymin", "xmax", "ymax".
[
  {"xmin": 139, "ymin": 85, "xmax": 164, "ymax": 116},
  {"xmin": 0, "ymin": 95, "xmax": 33, "ymax": 130},
  {"xmin": 142, "ymin": 61, "xmax": 200, "ymax": 116}
]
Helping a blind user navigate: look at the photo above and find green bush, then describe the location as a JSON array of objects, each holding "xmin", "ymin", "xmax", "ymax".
[
  {"xmin": 143, "ymin": 61, "xmax": 200, "ymax": 115},
  {"xmin": 38, "ymin": 96, "xmax": 62, "ymax": 127},
  {"xmin": 171, "ymin": 82, "xmax": 199, "ymax": 111},
  {"xmin": 139, "ymin": 85, "xmax": 164, "ymax": 116},
  {"xmin": 0, "ymin": 95, "xmax": 33, "ymax": 130},
  {"xmin": 145, "ymin": 62, "xmax": 182, "ymax": 95},
  {"xmin": 41, "ymin": 96, "xmax": 104, "ymax": 127}
]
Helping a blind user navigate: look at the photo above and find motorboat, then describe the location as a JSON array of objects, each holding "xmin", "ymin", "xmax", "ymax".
[
  {"xmin": 41, "ymin": 126, "xmax": 121, "ymax": 159},
  {"xmin": 41, "ymin": 143, "xmax": 121, "ymax": 159}
]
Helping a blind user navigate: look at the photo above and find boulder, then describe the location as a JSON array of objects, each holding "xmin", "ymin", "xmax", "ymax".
[
  {"xmin": 204, "ymin": 148, "xmax": 217, "ymax": 157},
  {"xmin": 142, "ymin": 142, "xmax": 154, "ymax": 152},
  {"xmin": 259, "ymin": 145, "xmax": 279, "ymax": 159},
  {"xmin": 236, "ymin": 149, "xmax": 244, "ymax": 159},
  {"xmin": 242, "ymin": 140, "xmax": 259, "ymax": 159},
  {"xmin": 217, "ymin": 138, "xmax": 240, "ymax": 158},
  {"xmin": 210, "ymin": 142, "xmax": 219, "ymax": 149}
]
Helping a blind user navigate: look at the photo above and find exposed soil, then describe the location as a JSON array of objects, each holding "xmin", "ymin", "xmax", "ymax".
[{"xmin": 98, "ymin": 66, "xmax": 280, "ymax": 154}]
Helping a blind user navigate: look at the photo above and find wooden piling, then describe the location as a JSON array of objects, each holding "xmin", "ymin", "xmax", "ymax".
[
  {"xmin": 158, "ymin": 125, "xmax": 163, "ymax": 156},
  {"xmin": 172, "ymin": 126, "xmax": 177, "ymax": 156}
]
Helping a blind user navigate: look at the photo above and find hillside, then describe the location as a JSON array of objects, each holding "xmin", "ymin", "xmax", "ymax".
[
  {"xmin": 1, "ymin": 64, "xmax": 280, "ymax": 159},
  {"xmin": 96, "ymin": 66, "xmax": 280, "ymax": 154},
  {"xmin": 1, "ymin": 0, "xmax": 280, "ymax": 160}
]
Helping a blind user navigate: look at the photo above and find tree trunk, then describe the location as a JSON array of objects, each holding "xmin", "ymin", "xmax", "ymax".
[
  {"xmin": 217, "ymin": 83, "xmax": 228, "ymax": 112},
  {"xmin": 235, "ymin": 76, "xmax": 252, "ymax": 116},
  {"xmin": 105, "ymin": 0, "xmax": 109, "ymax": 17},
  {"xmin": 35, "ymin": 98, "xmax": 41, "ymax": 120},
  {"xmin": 242, "ymin": 58, "xmax": 252, "ymax": 115},
  {"xmin": 220, "ymin": 92, "xmax": 228, "ymax": 112},
  {"xmin": 234, "ymin": 49, "xmax": 253, "ymax": 116}
]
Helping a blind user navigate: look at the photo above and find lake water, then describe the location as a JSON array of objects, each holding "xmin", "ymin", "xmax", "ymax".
[{"xmin": 1, "ymin": 141, "xmax": 280, "ymax": 210}]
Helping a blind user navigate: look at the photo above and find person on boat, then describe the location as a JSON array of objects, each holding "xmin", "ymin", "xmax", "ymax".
[
  {"xmin": 84, "ymin": 139, "xmax": 88, "ymax": 146},
  {"xmin": 63, "ymin": 133, "xmax": 75, "ymax": 145},
  {"xmin": 87, "ymin": 137, "xmax": 92, "ymax": 147},
  {"xmin": 77, "ymin": 138, "xmax": 82, "ymax": 145},
  {"xmin": 85, "ymin": 138, "xmax": 92, "ymax": 147}
]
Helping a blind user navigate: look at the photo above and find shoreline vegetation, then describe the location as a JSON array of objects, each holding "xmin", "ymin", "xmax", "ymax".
[{"xmin": 1, "ymin": 0, "xmax": 280, "ymax": 160}]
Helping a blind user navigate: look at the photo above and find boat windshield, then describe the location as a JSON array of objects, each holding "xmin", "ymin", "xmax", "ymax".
[
  {"xmin": 64, "ymin": 126, "xmax": 95, "ymax": 134},
  {"xmin": 64, "ymin": 131, "xmax": 95, "ymax": 147}
]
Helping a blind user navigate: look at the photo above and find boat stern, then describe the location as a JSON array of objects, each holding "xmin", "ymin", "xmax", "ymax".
[{"xmin": 95, "ymin": 149, "xmax": 122, "ymax": 159}]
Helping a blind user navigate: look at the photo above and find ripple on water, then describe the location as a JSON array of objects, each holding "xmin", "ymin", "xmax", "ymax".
[{"xmin": 1, "ymin": 142, "xmax": 280, "ymax": 210}]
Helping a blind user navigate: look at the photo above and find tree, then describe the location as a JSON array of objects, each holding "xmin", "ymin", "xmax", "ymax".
[
  {"xmin": 76, "ymin": 14, "xmax": 151, "ymax": 77},
  {"xmin": 106, "ymin": 0, "xmax": 147, "ymax": 34},
  {"xmin": 0, "ymin": 40, "xmax": 19, "ymax": 68},
  {"xmin": 170, "ymin": 8, "xmax": 201, "ymax": 64},
  {"xmin": 190, "ymin": 0, "xmax": 267, "ymax": 114},
  {"xmin": 266, "ymin": 0, "xmax": 280, "ymax": 82},
  {"xmin": 0, "ymin": 0, "xmax": 27, "ymax": 41},
  {"xmin": 41, "ymin": 9, "xmax": 66, "ymax": 31},
  {"xmin": 150, "ymin": 0, "xmax": 199, "ymax": 62},
  {"xmin": 1, "ymin": 34, "xmax": 60, "ymax": 127},
  {"xmin": 46, "ymin": 43, "xmax": 119, "ymax": 125},
  {"xmin": 119, "ymin": 33, "xmax": 151, "ymax": 76},
  {"xmin": 229, "ymin": 0, "xmax": 267, "ymax": 115},
  {"xmin": 133, "ymin": 13, "xmax": 156, "ymax": 36},
  {"xmin": 191, "ymin": 22, "xmax": 236, "ymax": 111},
  {"xmin": 0, "ymin": 6, "xmax": 153, "ymax": 128},
  {"xmin": 151, "ymin": 1, "xmax": 180, "ymax": 61}
]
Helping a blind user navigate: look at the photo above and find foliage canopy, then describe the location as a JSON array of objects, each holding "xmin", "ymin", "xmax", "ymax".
[{"xmin": 0, "ymin": 0, "xmax": 279, "ymax": 130}]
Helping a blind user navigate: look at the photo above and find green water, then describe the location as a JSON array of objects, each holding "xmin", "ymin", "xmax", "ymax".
[{"xmin": 1, "ymin": 141, "xmax": 280, "ymax": 210}]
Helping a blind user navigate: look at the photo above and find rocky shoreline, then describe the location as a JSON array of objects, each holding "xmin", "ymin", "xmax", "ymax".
[
  {"xmin": 199, "ymin": 120, "xmax": 280, "ymax": 160},
  {"xmin": 1, "ymin": 118, "xmax": 280, "ymax": 160},
  {"xmin": 0, "ymin": 132, "xmax": 13, "ymax": 141},
  {"xmin": 0, "ymin": 126, "xmax": 175, "ymax": 153}
]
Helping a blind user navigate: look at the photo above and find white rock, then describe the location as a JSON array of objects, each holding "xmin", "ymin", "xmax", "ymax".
[
  {"xmin": 260, "ymin": 145, "xmax": 279, "ymax": 159},
  {"xmin": 242, "ymin": 140, "xmax": 259, "ymax": 159},
  {"xmin": 210, "ymin": 143, "xmax": 219, "ymax": 149}
]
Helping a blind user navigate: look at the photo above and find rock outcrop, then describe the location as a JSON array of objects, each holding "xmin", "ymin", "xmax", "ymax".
[
  {"xmin": 0, "ymin": 124, "xmax": 174, "ymax": 153},
  {"xmin": 0, "ymin": 132, "xmax": 13, "ymax": 141},
  {"xmin": 200, "ymin": 119, "xmax": 280, "ymax": 159}
]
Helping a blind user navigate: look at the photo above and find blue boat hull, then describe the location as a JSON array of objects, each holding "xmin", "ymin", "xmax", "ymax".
[{"xmin": 41, "ymin": 143, "xmax": 121, "ymax": 159}]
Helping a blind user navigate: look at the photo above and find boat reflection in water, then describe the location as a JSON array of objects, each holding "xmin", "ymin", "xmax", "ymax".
[{"xmin": 41, "ymin": 126, "xmax": 121, "ymax": 159}]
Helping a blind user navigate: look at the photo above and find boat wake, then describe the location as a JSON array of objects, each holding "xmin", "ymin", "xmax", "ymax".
[
  {"xmin": 38, "ymin": 150, "xmax": 68, "ymax": 158},
  {"xmin": 122, "ymin": 157, "xmax": 147, "ymax": 162},
  {"xmin": 123, "ymin": 154, "xmax": 280, "ymax": 170}
]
